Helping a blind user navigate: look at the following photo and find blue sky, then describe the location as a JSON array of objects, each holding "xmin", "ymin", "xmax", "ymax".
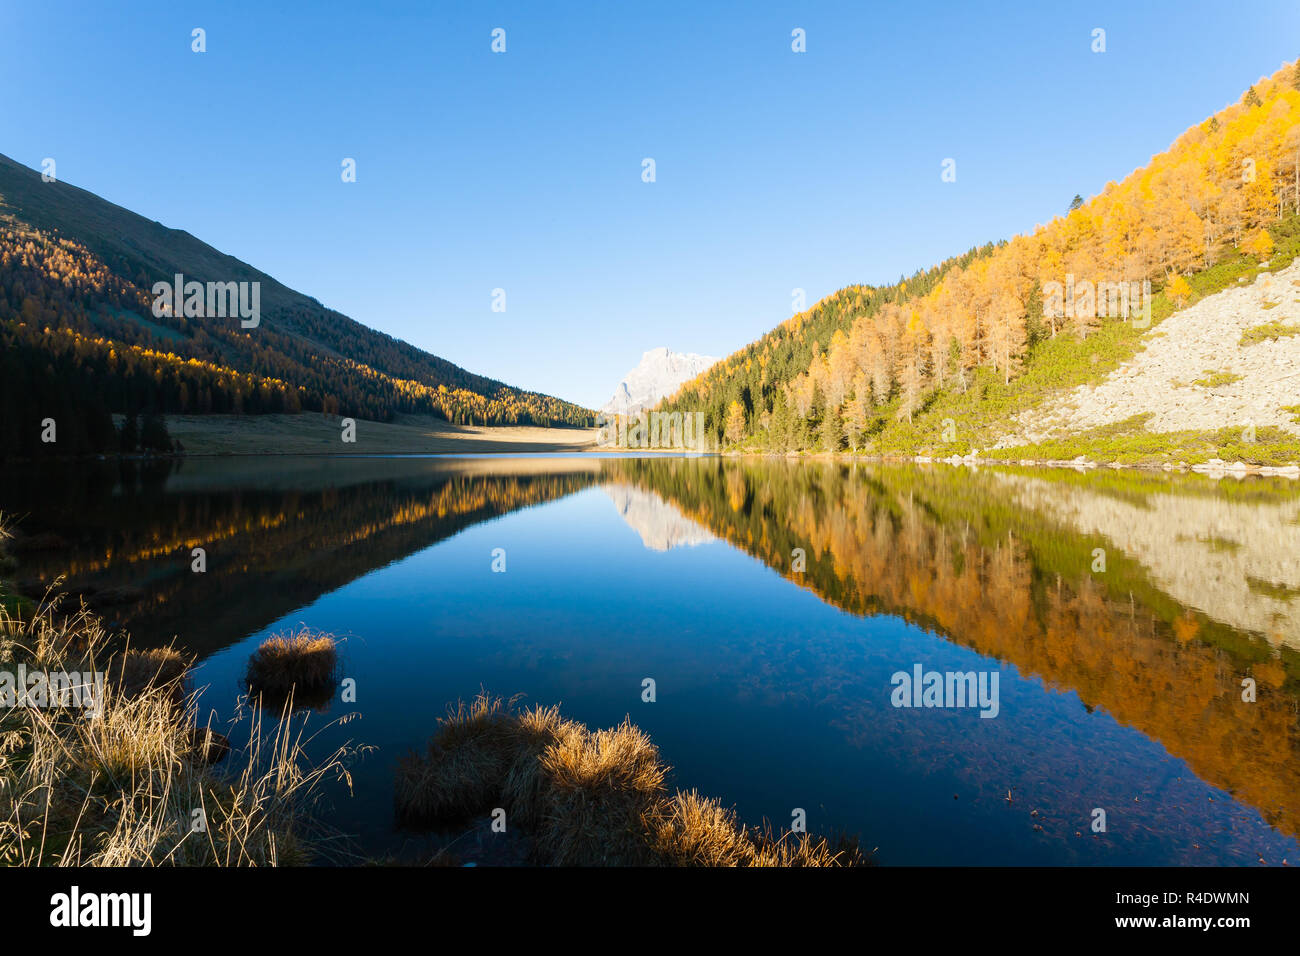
[{"xmin": 2, "ymin": 1, "xmax": 1297, "ymax": 409}]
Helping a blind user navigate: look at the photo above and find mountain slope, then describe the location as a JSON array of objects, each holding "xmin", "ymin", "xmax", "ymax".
[
  {"xmin": 657, "ymin": 59, "xmax": 1300, "ymax": 466},
  {"xmin": 1000, "ymin": 260, "xmax": 1300, "ymax": 445},
  {"xmin": 601, "ymin": 347, "xmax": 718, "ymax": 416},
  {"xmin": 0, "ymin": 153, "xmax": 592, "ymax": 455}
]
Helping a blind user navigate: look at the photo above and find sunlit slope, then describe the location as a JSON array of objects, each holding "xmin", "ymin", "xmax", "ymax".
[{"xmin": 659, "ymin": 60, "xmax": 1300, "ymax": 464}]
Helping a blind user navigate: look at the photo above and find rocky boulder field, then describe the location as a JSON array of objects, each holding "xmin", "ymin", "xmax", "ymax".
[{"xmin": 1003, "ymin": 260, "xmax": 1300, "ymax": 446}]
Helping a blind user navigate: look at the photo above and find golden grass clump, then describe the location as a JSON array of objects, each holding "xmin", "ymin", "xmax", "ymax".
[
  {"xmin": 244, "ymin": 629, "xmax": 339, "ymax": 710},
  {"xmin": 0, "ymin": 597, "xmax": 359, "ymax": 866},
  {"xmin": 394, "ymin": 694, "xmax": 573, "ymax": 826},
  {"xmin": 396, "ymin": 693, "xmax": 870, "ymax": 867},
  {"xmin": 108, "ymin": 645, "xmax": 191, "ymax": 710},
  {"xmin": 534, "ymin": 718, "xmax": 666, "ymax": 865},
  {"xmin": 646, "ymin": 790, "xmax": 867, "ymax": 866},
  {"xmin": 0, "ymin": 515, "xmax": 15, "ymax": 579},
  {"xmin": 649, "ymin": 789, "xmax": 759, "ymax": 866}
]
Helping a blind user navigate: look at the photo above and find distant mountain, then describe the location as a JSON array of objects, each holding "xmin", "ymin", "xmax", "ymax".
[
  {"xmin": 601, "ymin": 347, "xmax": 717, "ymax": 417},
  {"xmin": 0, "ymin": 153, "xmax": 592, "ymax": 456}
]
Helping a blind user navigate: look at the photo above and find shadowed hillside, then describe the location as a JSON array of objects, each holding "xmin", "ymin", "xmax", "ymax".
[{"xmin": 0, "ymin": 153, "xmax": 593, "ymax": 458}]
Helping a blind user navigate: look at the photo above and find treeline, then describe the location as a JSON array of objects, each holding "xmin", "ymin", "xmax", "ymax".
[
  {"xmin": 0, "ymin": 216, "xmax": 592, "ymax": 457},
  {"xmin": 0, "ymin": 334, "xmax": 177, "ymax": 456},
  {"xmin": 661, "ymin": 61, "xmax": 1300, "ymax": 450}
]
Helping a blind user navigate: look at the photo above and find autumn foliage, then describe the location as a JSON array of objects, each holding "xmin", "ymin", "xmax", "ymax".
[{"xmin": 661, "ymin": 61, "xmax": 1300, "ymax": 448}]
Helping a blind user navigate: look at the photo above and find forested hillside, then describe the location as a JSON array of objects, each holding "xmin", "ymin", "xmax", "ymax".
[
  {"xmin": 659, "ymin": 61, "xmax": 1300, "ymax": 459},
  {"xmin": 0, "ymin": 153, "xmax": 593, "ymax": 457}
]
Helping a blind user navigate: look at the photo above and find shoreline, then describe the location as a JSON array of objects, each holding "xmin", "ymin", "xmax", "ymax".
[
  {"xmin": 6, "ymin": 446, "xmax": 1300, "ymax": 480},
  {"xmin": 725, "ymin": 450, "xmax": 1300, "ymax": 479}
]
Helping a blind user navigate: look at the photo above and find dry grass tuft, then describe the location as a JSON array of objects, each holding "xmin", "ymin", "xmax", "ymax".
[
  {"xmin": 649, "ymin": 789, "xmax": 758, "ymax": 865},
  {"xmin": 0, "ymin": 600, "xmax": 360, "ymax": 866},
  {"xmin": 394, "ymin": 693, "xmax": 567, "ymax": 826},
  {"xmin": 535, "ymin": 718, "xmax": 666, "ymax": 865},
  {"xmin": 396, "ymin": 694, "xmax": 871, "ymax": 867},
  {"xmin": 244, "ymin": 629, "xmax": 338, "ymax": 711},
  {"xmin": 108, "ymin": 645, "xmax": 191, "ymax": 710}
]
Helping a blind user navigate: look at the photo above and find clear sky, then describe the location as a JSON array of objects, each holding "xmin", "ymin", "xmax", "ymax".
[{"xmin": 3, "ymin": 1, "xmax": 1297, "ymax": 409}]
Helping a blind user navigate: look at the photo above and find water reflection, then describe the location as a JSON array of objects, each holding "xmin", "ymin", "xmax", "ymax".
[
  {"xmin": 604, "ymin": 458, "xmax": 1300, "ymax": 844},
  {"xmin": 1, "ymin": 455, "xmax": 1296, "ymax": 862},
  {"xmin": 0, "ymin": 457, "xmax": 599, "ymax": 654}
]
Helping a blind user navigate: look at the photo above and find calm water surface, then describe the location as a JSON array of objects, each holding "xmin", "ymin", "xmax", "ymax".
[{"xmin": 3, "ymin": 455, "xmax": 1298, "ymax": 865}]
